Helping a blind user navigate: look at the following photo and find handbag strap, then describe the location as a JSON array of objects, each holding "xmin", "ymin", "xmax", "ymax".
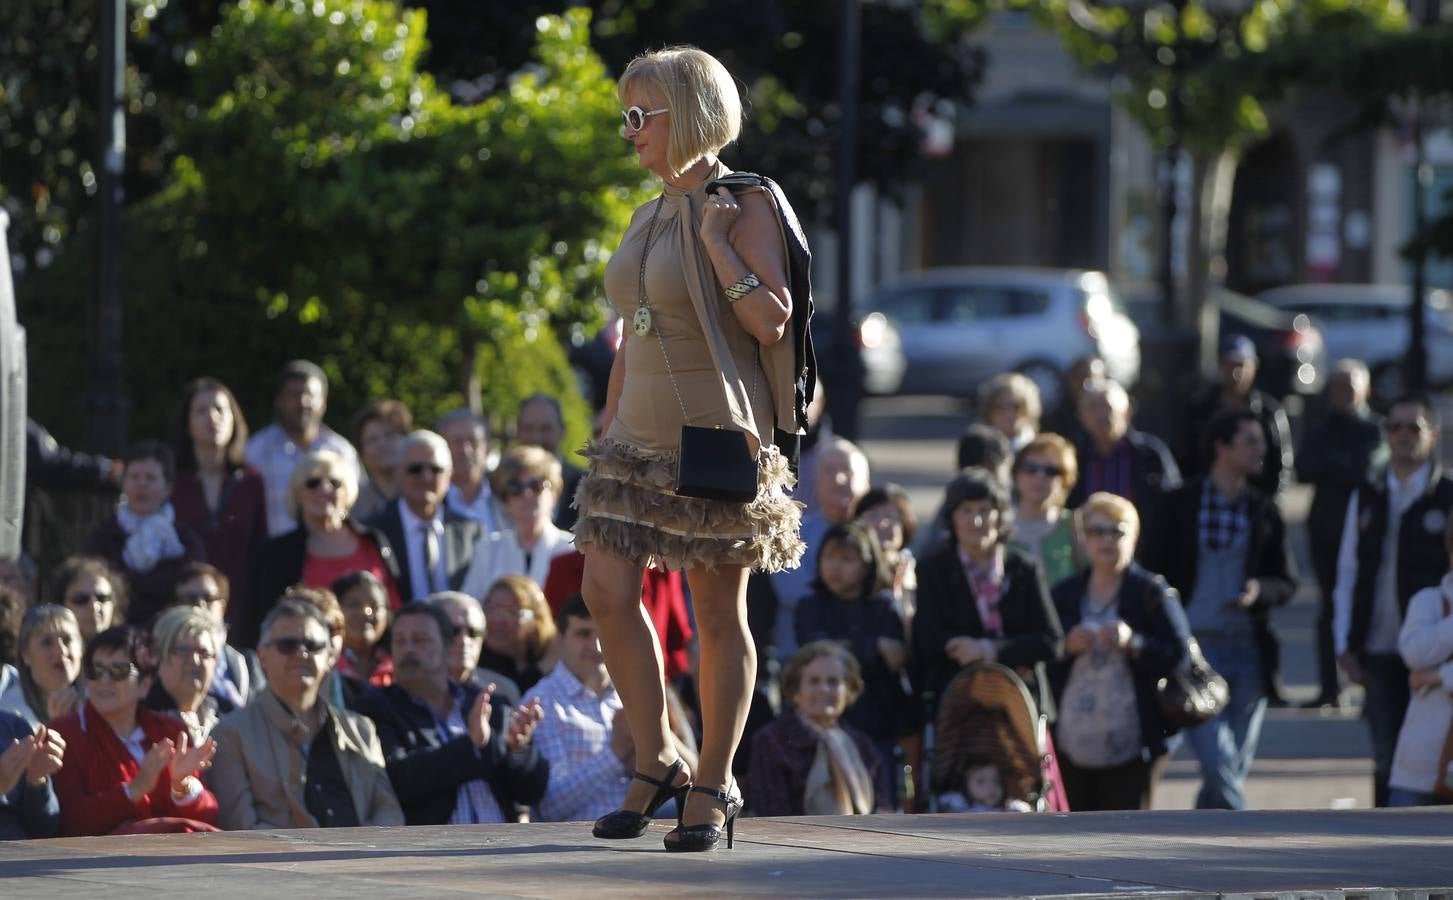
[{"xmin": 636, "ymin": 195, "xmax": 759, "ymax": 429}]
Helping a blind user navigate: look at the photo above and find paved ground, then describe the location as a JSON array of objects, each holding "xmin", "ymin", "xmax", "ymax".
[
  {"xmin": 4, "ymin": 810, "xmax": 1450, "ymax": 897},
  {"xmin": 855, "ymin": 396, "xmax": 1379, "ymax": 812}
]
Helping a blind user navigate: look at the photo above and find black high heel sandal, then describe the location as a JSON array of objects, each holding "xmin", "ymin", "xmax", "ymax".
[
  {"xmin": 663, "ymin": 783, "xmax": 743, "ymax": 852},
  {"xmin": 592, "ymin": 759, "xmax": 690, "ymax": 840}
]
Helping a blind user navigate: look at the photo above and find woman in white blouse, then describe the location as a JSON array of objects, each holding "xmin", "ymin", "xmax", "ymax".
[{"xmin": 461, "ymin": 446, "xmax": 575, "ymax": 597}]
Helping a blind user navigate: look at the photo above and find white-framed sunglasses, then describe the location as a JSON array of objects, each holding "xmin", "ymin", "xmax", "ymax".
[{"xmin": 621, "ymin": 105, "xmax": 668, "ymax": 132}]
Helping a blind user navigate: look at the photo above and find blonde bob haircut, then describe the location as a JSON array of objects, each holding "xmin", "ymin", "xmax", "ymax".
[
  {"xmin": 618, "ymin": 46, "xmax": 742, "ymax": 178},
  {"xmin": 1074, "ymin": 491, "xmax": 1141, "ymax": 542},
  {"xmin": 286, "ymin": 450, "xmax": 359, "ymax": 522},
  {"xmin": 152, "ymin": 605, "xmax": 223, "ymax": 662}
]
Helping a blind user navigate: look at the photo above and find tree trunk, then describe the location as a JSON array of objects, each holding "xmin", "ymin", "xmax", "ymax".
[
  {"xmin": 1187, "ymin": 144, "xmax": 1241, "ymax": 379},
  {"xmin": 461, "ymin": 339, "xmax": 482, "ymax": 415}
]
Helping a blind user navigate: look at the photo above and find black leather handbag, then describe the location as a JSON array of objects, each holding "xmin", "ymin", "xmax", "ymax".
[
  {"xmin": 675, "ymin": 425, "xmax": 758, "ymax": 503},
  {"xmin": 1156, "ymin": 637, "xmax": 1230, "ymax": 730}
]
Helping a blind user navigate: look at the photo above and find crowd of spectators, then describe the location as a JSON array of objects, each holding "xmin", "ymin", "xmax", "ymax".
[{"xmin": 3, "ymin": 336, "xmax": 1452, "ymax": 842}]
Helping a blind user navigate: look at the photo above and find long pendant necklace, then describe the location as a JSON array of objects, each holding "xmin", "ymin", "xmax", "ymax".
[{"xmin": 632, "ymin": 196, "xmax": 665, "ymax": 337}]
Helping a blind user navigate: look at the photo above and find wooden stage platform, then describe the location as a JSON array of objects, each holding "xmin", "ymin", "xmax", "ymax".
[{"xmin": 3, "ymin": 808, "xmax": 1451, "ymax": 898}]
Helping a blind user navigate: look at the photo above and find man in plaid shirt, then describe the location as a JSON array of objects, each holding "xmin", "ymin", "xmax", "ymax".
[
  {"xmin": 1140, "ymin": 408, "xmax": 1295, "ymax": 810},
  {"xmin": 530, "ymin": 595, "xmax": 632, "ymax": 822}
]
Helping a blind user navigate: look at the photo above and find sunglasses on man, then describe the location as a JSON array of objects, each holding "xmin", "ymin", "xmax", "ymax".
[{"xmin": 267, "ymin": 637, "xmax": 329, "ymax": 657}]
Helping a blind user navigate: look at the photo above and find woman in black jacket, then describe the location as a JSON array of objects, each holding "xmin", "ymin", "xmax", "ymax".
[
  {"xmin": 1050, "ymin": 492, "xmax": 1192, "ymax": 811},
  {"xmin": 911, "ymin": 467, "xmax": 1063, "ymax": 717}
]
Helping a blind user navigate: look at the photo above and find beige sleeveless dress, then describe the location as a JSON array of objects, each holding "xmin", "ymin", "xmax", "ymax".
[{"xmin": 573, "ymin": 163, "xmax": 804, "ymax": 572}]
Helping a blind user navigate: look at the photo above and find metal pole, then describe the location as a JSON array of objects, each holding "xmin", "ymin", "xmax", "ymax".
[
  {"xmin": 1158, "ymin": 0, "xmax": 1186, "ymax": 329},
  {"xmin": 91, "ymin": 0, "xmax": 128, "ymax": 454},
  {"xmin": 1405, "ymin": 0, "xmax": 1439, "ymax": 396},
  {"xmin": 830, "ymin": 0, "xmax": 863, "ymax": 441}
]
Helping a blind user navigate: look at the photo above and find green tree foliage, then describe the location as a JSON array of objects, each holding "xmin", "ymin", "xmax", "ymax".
[{"xmin": 18, "ymin": 2, "xmax": 632, "ymax": 452}]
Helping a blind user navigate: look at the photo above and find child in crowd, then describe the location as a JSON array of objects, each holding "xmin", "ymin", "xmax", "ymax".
[
  {"xmin": 938, "ymin": 755, "xmax": 1033, "ymax": 813},
  {"xmin": 794, "ymin": 522, "xmax": 909, "ymax": 807}
]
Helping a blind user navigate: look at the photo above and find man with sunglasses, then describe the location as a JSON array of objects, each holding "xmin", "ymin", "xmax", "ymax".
[
  {"xmin": 364, "ymin": 431, "xmax": 482, "ymax": 604},
  {"xmin": 354, "ymin": 604, "xmax": 546, "ymax": 824},
  {"xmin": 425, "ymin": 591, "xmax": 522, "ymax": 706},
  {"xmin": 1331, "ymin": 392, "xmax": 1453, "ymax": 807},
  {"xmin": 208, "ymin": 600, "xmax": 403, "ymax": 829}
]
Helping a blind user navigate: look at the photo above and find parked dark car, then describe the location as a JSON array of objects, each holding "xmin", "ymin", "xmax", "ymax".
[{"xmin": 1122, "ymin": 285, "xmax": 1326, "ymax": 400}]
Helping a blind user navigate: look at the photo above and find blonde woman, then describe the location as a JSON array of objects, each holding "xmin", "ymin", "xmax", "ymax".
[
  {"xmin": 250, "ymin": 450, "xmax": 399, "ymax": 643},
  {"xmin": 573, "ymin": 47, "xmax": 806, "ymax": 851},
  {"xmin": 980, "ymin": 372, "xmax": 1042, "ymax": 453},
  {"xmin": 146, "ymin": 605, "xmax": 228, "ymax": 741},
  {"xmin": 1048, "ymin": 492, "xmax": 1191, "ymax": 811},
  {"xmin": 478, "ymin": 575, "xmax": 559, "ymax": 694},
  {"xmin": 460, "ymin": 446, "xmax": 575, "ymax": 597}
]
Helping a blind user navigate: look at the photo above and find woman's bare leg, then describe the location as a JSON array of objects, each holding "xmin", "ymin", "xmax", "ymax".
[
  {"xmin": 581, "ymin": 548, "xmax": 684, "ymax": 809},
  {"xmin": 683, "ymin": 563, "xmax": 754, "ymax": 827}
]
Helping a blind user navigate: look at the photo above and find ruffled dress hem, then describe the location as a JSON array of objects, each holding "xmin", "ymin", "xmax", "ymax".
[{"xmin": 572, "ymin": 438, "xmax": 806, "ymax": 573}]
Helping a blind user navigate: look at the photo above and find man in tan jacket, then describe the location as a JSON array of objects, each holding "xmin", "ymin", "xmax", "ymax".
[{"xmin": 208, "ymin": 599, "xmax": 403, "ymax": 829}]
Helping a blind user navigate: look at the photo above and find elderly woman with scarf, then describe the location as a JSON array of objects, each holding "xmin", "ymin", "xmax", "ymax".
[
  {"xmin": 747, "ymin": 641, "xmax": 881, "ymax": 817},
  {"xmin": 83, "ymin": 442, "xmax": 206, "ymax": 628}
]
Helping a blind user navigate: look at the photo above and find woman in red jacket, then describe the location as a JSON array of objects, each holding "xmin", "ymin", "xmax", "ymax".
[{"xmin": 51, "ymin": 625, "xmax": 219, "ymax": 835}]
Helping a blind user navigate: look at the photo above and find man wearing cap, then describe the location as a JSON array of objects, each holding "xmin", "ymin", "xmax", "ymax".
[
  {"xmin": 1181, "ymin": 334, "xmax": 1294, "ymax": 499},
  {"xmin": 1331, "ymin": 393, "xmax": 1453, "ymax": 807}
]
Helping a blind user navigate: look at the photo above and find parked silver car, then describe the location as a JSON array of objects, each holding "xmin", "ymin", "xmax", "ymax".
[
  {"xmin": 1256, "ymin": 283, "xmax": 1453, "ymax": 401},
  {"xmin": 858, "ymin": 267, "xmax": 1140, "ymax": 408}
]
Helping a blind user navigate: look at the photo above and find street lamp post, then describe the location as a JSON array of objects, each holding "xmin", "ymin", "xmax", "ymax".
[
  {"xmin": 1404, "ymin": 0, "xmax": 1441, "ymax": 396},
  {"xmin": 830, "ymin": 0, "xmax": 865, "ymax": 441},
  {"xmin": 90, "ymin": 0, "xmax": 128, "ymax": 455}
]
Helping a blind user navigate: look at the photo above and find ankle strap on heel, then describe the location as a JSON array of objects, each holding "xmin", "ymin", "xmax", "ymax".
[
  {"xmin": 689, "ymin": 784, "xmax": 741, "ymax": 810},
  {"xmin": 632, "ymin": 759, "xmax": 687, "ymax": 791}
]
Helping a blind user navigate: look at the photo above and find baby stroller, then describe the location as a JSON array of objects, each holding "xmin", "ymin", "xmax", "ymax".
[{"xmin": 926, "ymin": 662, "xmax": 1068, "ymax": 812}]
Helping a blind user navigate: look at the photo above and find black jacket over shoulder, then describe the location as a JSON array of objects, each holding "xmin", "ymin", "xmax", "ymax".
[
  {"xmin": 911, "ymin": 544, "xmax": 1063, "ymax": 711},
  {"xmin": 352, "ymin": 681, "xmax": 548, "ymax": 825},
  {"xmin": 1049, "ymin": 563, "xmax": 1192, "ymax": 757},
  {"xmin": 362, "ymin": 500, "xmax": 481, "ymax": 604},
  {"xmin": 1137, "ymin": 476, "xmax": 1295, "ymax": 675}
]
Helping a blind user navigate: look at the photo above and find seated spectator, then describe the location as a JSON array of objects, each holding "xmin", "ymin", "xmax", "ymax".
[
  {"xmin": 748, "ymin": 641, "xmax": 881, "ymax": 817},
  {"xmin": 438, "ymin": 409, "xmax": 506, "ymax": 532},
  {"xmin": 83, "ymin": 441, "xmax": 206, "ymax": 628},
  {"xmin": 250, "ymin": 450, "xmax": 400, "ymax": 642},
  {"xmin": 771, "ymin": 437, "xmax": 871, "ymax": 661},
  {"xmin": 543, "ymin": 552, "xmax": 693, "ymax": 681},
  {"xmin": 0, "ymin": 605, "xmax": 84, "ymax": 728},
  {"xmin": 425, "ymin": 591, "xmax": 521, "ymax": 706},
  {"xmin": 51, "ymin": 625, "xmax": 219, "ymax": 835},
  {"xmin": 793, "ymin": 522, "xmax": 907, "ymax": 805},
  {"xmin": 1049, "ymin": 493, "xmax": 1191, "ymax": 811},
  {"xmin": 515, "ymin": 392, "xmax": 587, "ymax": 530},
  {"xmin": 332, "ymin": 571, "xmax": 393, "ymax": 689},
  {"xmin": 477, "ymin": 575, "xmax": 559, "ymax": 694},
  {"xmin": 0, "ymin": 585, "xmax": 22, "ymax": 694},
  {"xmin": 853, "ymin": 484, "xmax": 919, "ymax": 634},
  {"xmin": 50, "ymin": 555, "xmax": 127, "ymax": 644},
  {"xmin": 1067, "ymin": 378, "xmax": 1181, "ymax": 527},
  {"xmin": 1388, "ymin": 516, "xmax": 1453, "ymax": 807},
  {"xmin": 246, "ymin": 360, "xmax": 362, "ymax": 538},
  {"xmin": 912, "ymin": 467, "xmax": 1064, "ymax": 717},
  {"xmin": 354, "ymin": 604, "xmax": 547, "ymax": 824},
  {"xmin": 350, "ymin": 399, "xmax": 413, "ymax": 522},
  {"xmin": 171, "ymin": 562, "xmax": 264, "ymax": 707},
  {"xmin": 280, "ymin": 585, "xmax": 363, "ymax": 713},
  {"xmin": 980, "ymin": 372, "xmax": 1041, "ymax": 454},
  {"xmin": 364, "ymin": 430, "xmax": 482, "ymax": 604},
  {"xmin": 1009, "ymin": 434, "xmax": 1083, "ymax": 590},
  {"xmin": 208, "ymin": 599, "xmax": 403, "ymax": 829},
  {"xmin": 531, "ymin": 595, "xmax": 631, "ymax": 823},
  {"xmin": 170, "ymin": 377, "xmax": 268, "ymax": 641},
  {"xmin": 460, "ymin": 446, "xmax": 575, "ymax": 597},
  {"xmin": 0, "ymin": 709, "xmax": 64, "ymax": 839},
  {"xmin": 145, "ymin": 605, "xmax": 230, "ymax": 743}
]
